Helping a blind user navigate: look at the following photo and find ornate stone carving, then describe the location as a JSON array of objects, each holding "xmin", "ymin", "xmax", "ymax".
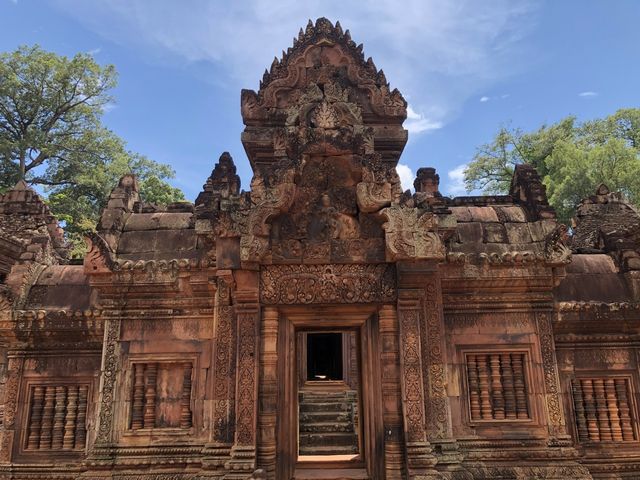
[
  {"xmin": 397, "ymin": 300, "xmax": 438, "ymax": 473},
  {"xmin": 356, "ymin": 154, "xmax": 402, "ymax": 213},
  {"xmin": 422, "ymin": 280, "xmax": 450, "ymax": 440},
  {"xmin": 213, "ymin": 275, "xmax": 236, "ymax": 444},
  {"xmin": 241, "ymin": 163, "xmax": 296, "ymax": 263},
  {"xmin": 235, "ymin": 307, "xmax": 259, "ymax": 447},
  {"xmin": 260, "ymin": 263, "xmax": 396, "ymax": 304},
  {"xmin": 535, "ymin": 312, "xmax": 565, "ymax": 436},
  {"xmin": 84, "ymin": 232, "xmax": 116, "ymax": 273},
  {"xmin": 380, "ymin": 206, "xmax": 444, "ymax": 261},
  {"xmin": 544, "ymin": 224, "xmax": 571, "ymax": 265},
  {"xmin": 226, "ymin": 277, "xmax": 260, "ymax": 476},
  {"xmin": 398, "ymin": 306, "xmax": 427, "ymax": 442},
  {"xmin": 281, "ymin": 81, "xmax": 371, "ymax": 156},
  {"xmin": 95, "ymin": 318, "xmax": 121, "ymax": 445},
  {"xmin": 0, "ymin": 355, "xmax": 23, "ymax": 461}
]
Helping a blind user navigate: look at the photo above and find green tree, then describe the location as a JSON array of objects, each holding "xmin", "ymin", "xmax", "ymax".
[
  {"xmin": 463, "ymin": 109, "xmax": 640, "ymax": 222},
  {"xmin": 0, "ymin": 45, "xmax": 185, "ymax": 256}
]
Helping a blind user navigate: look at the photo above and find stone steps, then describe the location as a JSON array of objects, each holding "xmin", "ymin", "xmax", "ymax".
[
  {"xmin": 300, "ymin": 411, "xmax": 352, "ymax": 423},
  {"xmin": 299, "ymin": 390, "xmax": 359, "ymax": 456},
  {"xmin": 301, "ymin": 421, "xmax": 354, "ymax": 433},
  {"xmin": 300, "ymin": 432, "xmax": 358, "ymax": 448},
  {"xmin": 294, "ymin": 468, "xmax": 369, "ymax": 479},
  {"xmin": 300, "ymin": 401, "xmax": 351, "ymax": 413}
]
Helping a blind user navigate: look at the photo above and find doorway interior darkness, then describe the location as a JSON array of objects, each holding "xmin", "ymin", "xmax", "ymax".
[{"xmin": 306, "ymin": 332, "xmax": 343, "ymax": 381}]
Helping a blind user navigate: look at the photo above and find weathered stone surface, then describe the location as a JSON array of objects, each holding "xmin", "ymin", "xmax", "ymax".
[
  {"xmin": 1, "ymin": 16, "xmax": 640, "ymax": 480},
  {"xmin": 123, "ymin": 212, "xmax": 193, "ymax": 231}
]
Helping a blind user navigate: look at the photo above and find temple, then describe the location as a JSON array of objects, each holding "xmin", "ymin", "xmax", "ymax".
[{"xmin": 2, "ymin": 18, "xmax": 640, "ymax": 480}]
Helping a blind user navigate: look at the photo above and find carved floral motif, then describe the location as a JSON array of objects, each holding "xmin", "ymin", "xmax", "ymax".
[
  {"xmin": 260, "ymin": 263, "xmax": 396, "ymax": 304},
  {"xmin": 95, "ymin": 318, "xmax": 121, "ymax": 444},
  {"xmin": 535, "ymin": 312, "xmax": 564, "ymax": 433},
  {"xmin": 398, "ymin": 307, "xmax": 427, "ymax": 442},
  {"xmin": 422, "ymin": 280, "xmax": 449, "ymax": 440},
  {"xmin": 214, "ymin": 276, "xmax": 236, "ymax": 444},
  {"xmin": 235, "ymin": 308, "xmax": 258, "ymax": 446}
]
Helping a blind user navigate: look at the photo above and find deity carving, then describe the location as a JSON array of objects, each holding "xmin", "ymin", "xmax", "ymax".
[{"xmin": 380, "ymin": 205, "xmax": 445, "ymax": 261}]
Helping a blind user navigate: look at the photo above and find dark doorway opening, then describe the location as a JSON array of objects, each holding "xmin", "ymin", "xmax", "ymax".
[{"xmin": 306, "ymin": 332, "xmax": 343, "ymax": 381}]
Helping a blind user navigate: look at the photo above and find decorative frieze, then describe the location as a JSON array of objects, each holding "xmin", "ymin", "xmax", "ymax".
[
  {"xmin": 25, "ymin": 384, "xmax": 89, "ymax": 451},
  {"xmin": 466, "ymin": 353, "xmax": 530, "ymax": 421},
  {"xmin": 260, "ymin": 263, "xmax": 396, "ymax": 305},
  {"xmin": 571, "ymin": 377, "xmax": 636, "ymax": 442}
]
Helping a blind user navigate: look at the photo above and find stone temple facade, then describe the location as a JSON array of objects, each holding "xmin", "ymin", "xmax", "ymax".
[{"xmin": 1, "ymin": 18, "xmax": 640, "ymax": 480}]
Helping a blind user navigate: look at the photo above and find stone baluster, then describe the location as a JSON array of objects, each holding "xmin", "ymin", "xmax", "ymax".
[
  {"xmin": 52, "ymin": 386, "xmax": 67, "ymax": 449},
  {"xmin": 582, "ymin": 380, "xmax": 600, "ymax": 441},
  {"xmin": 27, "ymin": 386, "xmax": 44, "ymax": 450},
  {"xmin": 511, "ymin": 354, "xmax": 528, "ymax": 419},
  {"xmin": 63, "ymin": 386, "xmax": 78, "ymax": 449},
  {"xmin": 571, "ymin": 380, "xmax": 588, "ymax": 441},
  {"xmin": 593, "ymin": 379, "xmax": 611, "ymax": 440},
  {"xmin": 501, "ymin": 354, "xmax": 516, "ymax": 419},
  {"xmin": 467, "ymin": 355, "xmax": 481, "ymax": 421},
  {"xmin": 615, "ymin": 379, "xmax": 634, "ymax": 441},
  {"xmin": 477, "ymin": 355, "xmax": 492, "ymax": 419},
  {"xmin": 605, "ymin": 379, "xmax": 623, "ymax": 442},
  {"xmin": 75, "ymin": 386, "xmax": 88, "ymax": 449},
  {"xmin": 489, "ymin": 354, "xmax": 505, "ymax": 420},
  {"xmin": 180, "ymin": 363, "xmax": 193, "ymax": 429},
  {"xmin": 131, "ymin": 363, "xmax": 145, "ymax": 429},
  {"xmin": 40, "ymin": 386, "xmax": 55, "ymax": 449},
  {"xmin": 144, "ymin": 362, "xmax": 158, "ymax": 428}
]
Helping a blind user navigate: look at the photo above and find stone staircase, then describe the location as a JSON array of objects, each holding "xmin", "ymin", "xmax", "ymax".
[{"xmin": 299, "ymin": 390, "xmax": 359, "ymax": 456}]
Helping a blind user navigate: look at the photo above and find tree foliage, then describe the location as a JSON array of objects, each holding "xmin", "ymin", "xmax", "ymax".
[
  {"xmin": 464, "ymin": 109, "xmax": 640, "ymax": 222},
  {"xmin": 0, "ymin": 45, "xmax": 185, "ymax": 256}
]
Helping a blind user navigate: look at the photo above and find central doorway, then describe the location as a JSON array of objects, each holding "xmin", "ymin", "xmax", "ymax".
[
  {"xmin": 297, "ymin": 331, "xmax": 361, "ymax": 459},
  {"xmin": 275, "ymin": 306, "xmax": 384, "ymax": 480}
]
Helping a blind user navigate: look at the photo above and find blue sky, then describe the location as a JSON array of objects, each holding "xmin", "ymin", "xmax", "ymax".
[{"xmin": 1, "ymin": 0, "xmax": 639, "ymax": 199}]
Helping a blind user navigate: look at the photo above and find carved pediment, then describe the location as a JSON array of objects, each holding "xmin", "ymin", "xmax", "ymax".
[
  {"xmin": 233, "ymin": 19, "xmax": 454, "ymax": 265},
  {"xmin": 241, "ymin": 17, "xmax": 408, "ymax": 170}
]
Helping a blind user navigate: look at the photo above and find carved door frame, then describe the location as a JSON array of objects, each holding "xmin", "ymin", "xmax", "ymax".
[{"xmin": 275, "ymin": 305, "xmax": 385, "ymax": 480}]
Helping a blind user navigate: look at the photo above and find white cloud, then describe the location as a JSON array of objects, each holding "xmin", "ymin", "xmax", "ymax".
[
  {"xmin": 445, "ymin": 163, "xmax": 468, "ymax": 196},
  {"xmin": 51, "ymin": 0, "xmax": 538, "ymax": 129},
  {"xmin": 405, "ymin": 105, "xmax": 443, "ymax": 134},
  {"xmin": 579, "ymin": 91, "xmax": 598, "ymax": 97},
  {"xmin": 102, "ymin": 102, "xmax": 116, "ymax": 113},
  {"xmin": 480, "ymin": 96, "xmax": 490, "ymax": 102},
  {"xmin": 87, "ymin": 47, "xmax": 102, "ymax": 56},
  {"xmin": 396, "ymin": 163, "xmax": 415, "ymax": 192}
]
